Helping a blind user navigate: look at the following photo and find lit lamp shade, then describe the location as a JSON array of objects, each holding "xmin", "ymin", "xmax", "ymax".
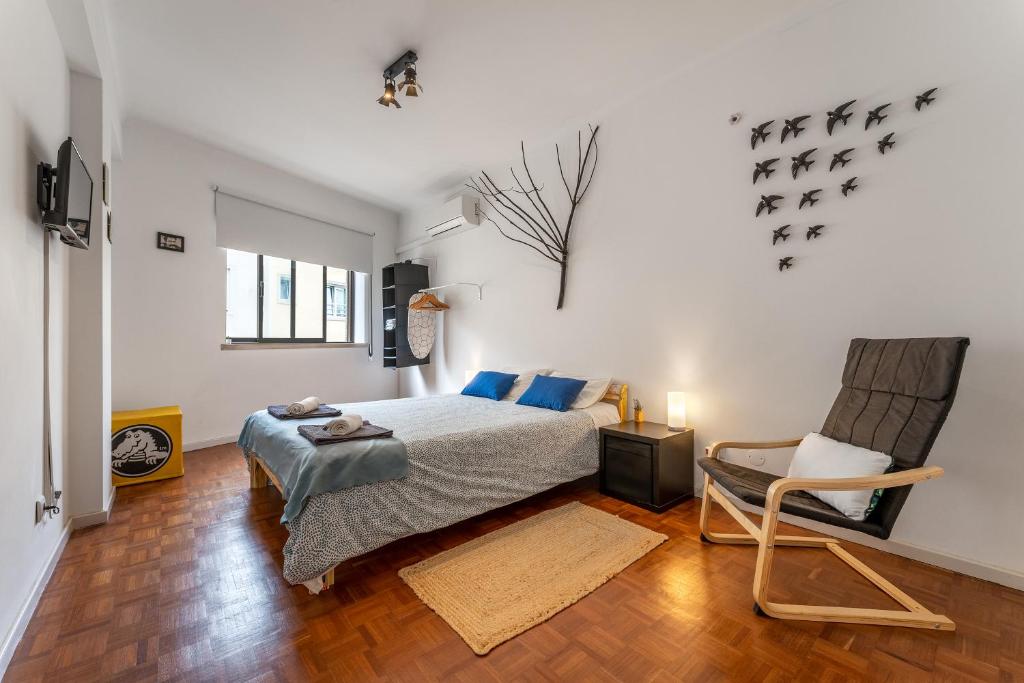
[{"xmin": 667, "ymin": 392, "xmax": 687, "ymax": 431}]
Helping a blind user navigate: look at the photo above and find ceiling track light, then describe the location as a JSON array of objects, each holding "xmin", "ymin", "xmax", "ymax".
[{"xmin": 377, "ymin": 50, "xmax": 421, "ymax": 109}]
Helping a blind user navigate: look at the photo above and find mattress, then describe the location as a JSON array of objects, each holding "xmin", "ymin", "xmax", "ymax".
[{"xmin": 249, "ymin": 393, "xmax": 614, "ymax": 587}]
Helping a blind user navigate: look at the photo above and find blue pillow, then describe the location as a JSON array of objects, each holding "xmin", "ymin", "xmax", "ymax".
[
  {"xmin": 516, "ymin": 375, "xmax": 587, "ymax": 412},
  {"xmin": 462, "ymin": 371, "xmax": 519, "ymax": 401}
]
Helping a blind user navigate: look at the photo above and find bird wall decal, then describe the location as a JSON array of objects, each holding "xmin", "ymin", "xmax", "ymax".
[
  {"xmin": 756, "ymin": 194, "xmax": 783, "ymax": 217},
  {"xmin": 750, "ymin": 120, "xmax": 774, "ymax": 149},
  {"xmin": 841, "ymin": 177, "xmax": 858, "ymax": 196},
  {"xmin": 915, "ymin": 87, "xmax": 938, "ymax": 111},
  {"xmin": 826, "ymin": 100, "xmax": 856, "ymax": 135},
  {"xmin": 877, "ymin": 132, "xmax": 895, "ymax": 154},
  {"xmin": 799, "ymin": 189, "xmax": 823, "ymax": 209},
  {"xmin": 806, "ymin": 224, "xmax": 824, "ymax": 240},
  {"xmin": 829, "ymin": 148, "xmax": 855, "ymax": 172},
  {"xmin": 778, "ymin": 256, "xmax": 794, "ymax": 271},
  {"xmin": 772, "ymin": 225, "xmax": 791, "ymax": 245},
  {"xmin": 780, "ymin": 115, "xmax": 811, "ymax": 142},
  {"xmin": 752, "ymin": 158, "xmax": 780, "ymax": 185},
  {"xmin": 865, "ymin": 103, "xmax": 891, "ymax": 130},
  {"xmin": 791, "ymin": 148, "xmax": 817, "ymax": 179}
]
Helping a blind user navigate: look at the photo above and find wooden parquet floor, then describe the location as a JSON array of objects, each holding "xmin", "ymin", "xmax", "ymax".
[{"xmin": 6, "ymin": 444, "xmax": 1023, "ymax": 682}]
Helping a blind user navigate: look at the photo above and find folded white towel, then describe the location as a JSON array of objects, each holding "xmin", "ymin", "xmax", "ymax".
[
  {"xmin": 287, "ymin": 396, "xmax": 321, "ymax": 416},
  {"xmin": 324, "ymin": 414, "xmax": 363, "ymax": 436}
]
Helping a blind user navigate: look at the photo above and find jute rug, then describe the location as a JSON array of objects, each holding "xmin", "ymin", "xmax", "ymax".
[{"xmin": 398, "ymin": 501, "xmax": 667, "ymax": 655}]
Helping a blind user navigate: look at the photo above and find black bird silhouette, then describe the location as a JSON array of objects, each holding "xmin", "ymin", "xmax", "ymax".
[
  {"xmin": 864, "ymin": 103, "xmax": 891, "ymax": 130},
  {"xmin": 780, "ymin": 115, "xmax": 811, "ymax": 143},
  {"xmin": 750, "ymin": 120, "xmax": 774, "ymax": 149},
  {"xmin": 790, "ymin": 148, "xmax": 817, "ymax": 179},
  {"xmin": 841, "ymin": 177, "xmax": 858, "ymax": 196},
  {"xmin": 915, "ymin": 87, "xmax": 938, "ymax": 111},
  {"xmin": 778, "ymin": 256, "xmax": 794, "ymax": 271},
  {"xmin": 772, "ymin": 225, "xmax": 791, "ymax": 245},
  {"xmin": 877, "ymin": 132, "xmax": 895, "ymax": 154},
  {"xmin": 806, "ymin": 225, "xmax": 824, "ymax": 240},
  {"xmin": 830, "ymin": 148, "xmax": 855, "ymax": 171},
  {"xmin": 799, "ymin": 189, "xmax": 822, "ymax": 209},
  {"xmin": 826, "ymin": 100, "xmax": 856, "ymax": 135},
  {"xmin": 752, "ymin": 158, "xmax": 780, "ymax": 185},
  {"xmin": 756, "ymin": 194, "xmax": 783, "ymax": 217}
]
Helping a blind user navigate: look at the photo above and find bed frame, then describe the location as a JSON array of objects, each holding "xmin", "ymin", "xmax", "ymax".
[{"xmin": 247, "ymin": 383, "xmax": 628, "ymax": 591}]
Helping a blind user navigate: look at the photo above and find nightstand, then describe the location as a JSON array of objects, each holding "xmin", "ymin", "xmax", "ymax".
[{"xmin": 598, "ymin": 422, "xmax": 694, "ymax": 512}]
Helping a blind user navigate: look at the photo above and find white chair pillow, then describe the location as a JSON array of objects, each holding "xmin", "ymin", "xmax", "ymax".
[
  {"xmin": 551, "ymin": 373, "xmax": 612, "ymax": 410},
  {"xmin": 787, "ymin": 433, "xmax": 893, "ymax": 521}
]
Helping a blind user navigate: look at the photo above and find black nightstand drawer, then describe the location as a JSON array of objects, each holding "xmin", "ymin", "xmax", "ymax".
[
  {"xmin": 599, "ymin": 422, "xmax": 694, "ymax": 512},
  {"xmin": 603, "ymin": 439, "xmax": 653, "ymax": 503}
]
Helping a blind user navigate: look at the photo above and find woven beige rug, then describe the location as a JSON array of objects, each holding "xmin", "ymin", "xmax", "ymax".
[{"xmin": 398, "ymin": 501, "xmax": 667, "ymax": 654}]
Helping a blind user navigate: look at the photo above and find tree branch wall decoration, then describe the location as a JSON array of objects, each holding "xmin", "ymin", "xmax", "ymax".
[{"xmin": 467, "ymin": 124, "xmax": 599, "ymax": 310}]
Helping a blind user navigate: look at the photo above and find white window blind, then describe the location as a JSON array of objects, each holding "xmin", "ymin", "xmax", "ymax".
[{"xmin": 214, "ymin": 188, "xmax": 373, "ymax": 274}]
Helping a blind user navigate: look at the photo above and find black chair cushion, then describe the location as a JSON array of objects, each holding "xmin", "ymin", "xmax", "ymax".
[
  {"xmin": 698, "ymin": 456, "xmax": 891, "ymax": 539},
  {"xmin": 820, "ymin": 337, "xmax": 969, "ymax": 535}
]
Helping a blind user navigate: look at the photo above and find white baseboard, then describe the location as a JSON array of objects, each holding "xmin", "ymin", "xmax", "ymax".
[
  {"xmin": 184, "ymin": 435, "xmax": 236, "ymax": 452},
  {"xmin": 0, "ymin": 521, "xmax": 71, "ymax": 678},
  {"xmin": 698, "ymin": 488, "xmax": 1024, "ymax": 591},
  {"xmin": 71, "ymin": 485, "xmax": 117, "ymax": 530}
]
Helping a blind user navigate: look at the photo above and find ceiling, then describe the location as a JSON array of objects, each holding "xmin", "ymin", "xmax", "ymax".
[{"xmin": 106, "ymin": 0, "xmax": 820, "ymax": 210}]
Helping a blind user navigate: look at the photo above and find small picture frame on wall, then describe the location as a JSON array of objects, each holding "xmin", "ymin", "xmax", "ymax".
[{"xmin": 156, "ymin": 232, "xmax": 185, "ymax": 253}]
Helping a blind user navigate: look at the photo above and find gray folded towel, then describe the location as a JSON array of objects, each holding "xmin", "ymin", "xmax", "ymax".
[
  {"xmin": 287, "ymin": 396, "xmax": 321, "ymax": 415},
  {"xmin": 267, "ymin": 404, "xmax": 341, "ymax": 420},
  {"xmin": 297, "ymin": 423, "xmax": 394, "ymax": 445}
]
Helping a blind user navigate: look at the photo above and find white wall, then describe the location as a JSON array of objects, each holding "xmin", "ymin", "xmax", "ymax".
[
  {"xmin": 0, "ymin": 0, "xmax": 71, "ymax": 665},
  {"xmin": 66, "ymin": 70, "xmax": 113, "ymax": 522},
  {"xmin": 398, "ymin": 0, "xmax": 1024, "ymax": 584},
  {"xmin": 112, "ymin": 120, "xmax": 400, "ymax": 448}
]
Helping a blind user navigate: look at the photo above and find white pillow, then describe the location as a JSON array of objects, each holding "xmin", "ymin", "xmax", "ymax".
[
  {"xmin": 787, "ymin": 433, "xmax": 892, "ymax": 521},
  {"xmin": 500, "ymin": 368, "xmax": 553, "ymax": 402},
  {"xmin": 551, "ymin": 373, "xmax": 612, "ymax": 410}
]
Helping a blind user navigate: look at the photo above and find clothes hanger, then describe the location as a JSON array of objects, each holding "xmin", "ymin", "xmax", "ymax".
[{"xmin": 409, "ymin": 292, "xmax": 450, "ymax": 311}]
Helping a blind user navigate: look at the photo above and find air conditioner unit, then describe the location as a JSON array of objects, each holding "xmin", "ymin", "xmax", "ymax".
[{"xmin": 425, "ymin": 195, "xmax": 480, "ymax": 237}]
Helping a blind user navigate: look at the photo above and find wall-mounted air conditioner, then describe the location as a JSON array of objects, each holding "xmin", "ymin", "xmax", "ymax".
[{"xmin": 425, "ymin": 195, "xmax": 480, "ymax": 237}]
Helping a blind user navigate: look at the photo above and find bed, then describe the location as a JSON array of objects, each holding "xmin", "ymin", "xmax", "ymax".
[{"xmin": 242, "ymin": 385, "xmax": 628, "ymax": 592}]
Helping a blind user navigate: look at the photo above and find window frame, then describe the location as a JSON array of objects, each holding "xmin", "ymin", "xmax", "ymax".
[{"xmin": 226, "ymin": 253, "xmax": 356, "ymax": 345}]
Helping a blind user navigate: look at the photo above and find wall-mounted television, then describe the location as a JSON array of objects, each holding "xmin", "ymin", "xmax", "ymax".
[{"xmin": 37, "ymin": 137, "xmax": 93, "ymax": 249}]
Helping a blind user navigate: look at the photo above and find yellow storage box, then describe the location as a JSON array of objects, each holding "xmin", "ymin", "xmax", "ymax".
[{"xmin": 111, "ymin": 405, "xmax": 184, "ymax": 486}]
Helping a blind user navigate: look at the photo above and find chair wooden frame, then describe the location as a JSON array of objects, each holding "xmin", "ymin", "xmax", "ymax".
[{"xmin": 700, "ymin": 439, "xmax": 955, "ymax": 631}]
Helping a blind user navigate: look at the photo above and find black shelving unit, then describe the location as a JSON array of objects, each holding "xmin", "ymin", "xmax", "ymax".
[{"xmin": 381, "ymin": 261, "xmax": 429, "ymax": 368}]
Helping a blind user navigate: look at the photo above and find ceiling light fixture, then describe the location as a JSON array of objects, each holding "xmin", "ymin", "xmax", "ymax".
[
  {"xmin": 377, "ymin": 76, "xmax": 400, "ymax": 108},
  {"xmin": 377, "ymin": 50, "xmax": 420, "ymax": 109}
]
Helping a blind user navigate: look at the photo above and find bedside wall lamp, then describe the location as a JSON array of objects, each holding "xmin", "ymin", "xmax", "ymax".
[{"xmin": 667, "ymin": 392, "xmax": 687, "ymax": 431}]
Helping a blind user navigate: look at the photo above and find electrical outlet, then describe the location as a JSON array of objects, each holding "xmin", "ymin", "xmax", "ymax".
[
  {"xmin": 747, "ymin": 451, "xmax": 767, "ymax": 467},
  {"xmin": 35, "ymin": 496, "xmax": 46, "ymax": 524}
]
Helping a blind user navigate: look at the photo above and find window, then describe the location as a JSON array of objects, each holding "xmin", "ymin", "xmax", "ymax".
[
  {"xmin": 326, "ymin": 282, "xmax": 347, "ymax": 318},
  {"xmin": 225, "ymin": 249, "xmax": 356, "ymax": 343}
]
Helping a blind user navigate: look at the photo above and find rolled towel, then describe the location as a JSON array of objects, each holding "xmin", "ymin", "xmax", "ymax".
[
  {"xmin": 324, "ymin": 414, "xmax": 363, "ymax": 436},
  {"xmin": 287, "ymin": 396, "xmax": 322, "ymax": 416}
]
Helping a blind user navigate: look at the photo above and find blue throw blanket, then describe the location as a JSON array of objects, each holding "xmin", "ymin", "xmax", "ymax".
[{"xmin": 237, "ymin": 408, "xmax": 408, "ymax": 523}]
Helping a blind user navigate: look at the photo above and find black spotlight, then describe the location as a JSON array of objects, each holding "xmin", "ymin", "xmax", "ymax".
[
  {"xmin": 377, "ymin": 76, "xmax": 401, "ymax": 108},
  {"xmin": 397, "ymin": 62, "xmax": 422, "ymax": 97}
]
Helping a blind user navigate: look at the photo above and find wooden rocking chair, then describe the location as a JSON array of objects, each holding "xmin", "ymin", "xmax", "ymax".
[{"xmin": 699, "ymin": 337, "xmax": 969, "ymax": 631}]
